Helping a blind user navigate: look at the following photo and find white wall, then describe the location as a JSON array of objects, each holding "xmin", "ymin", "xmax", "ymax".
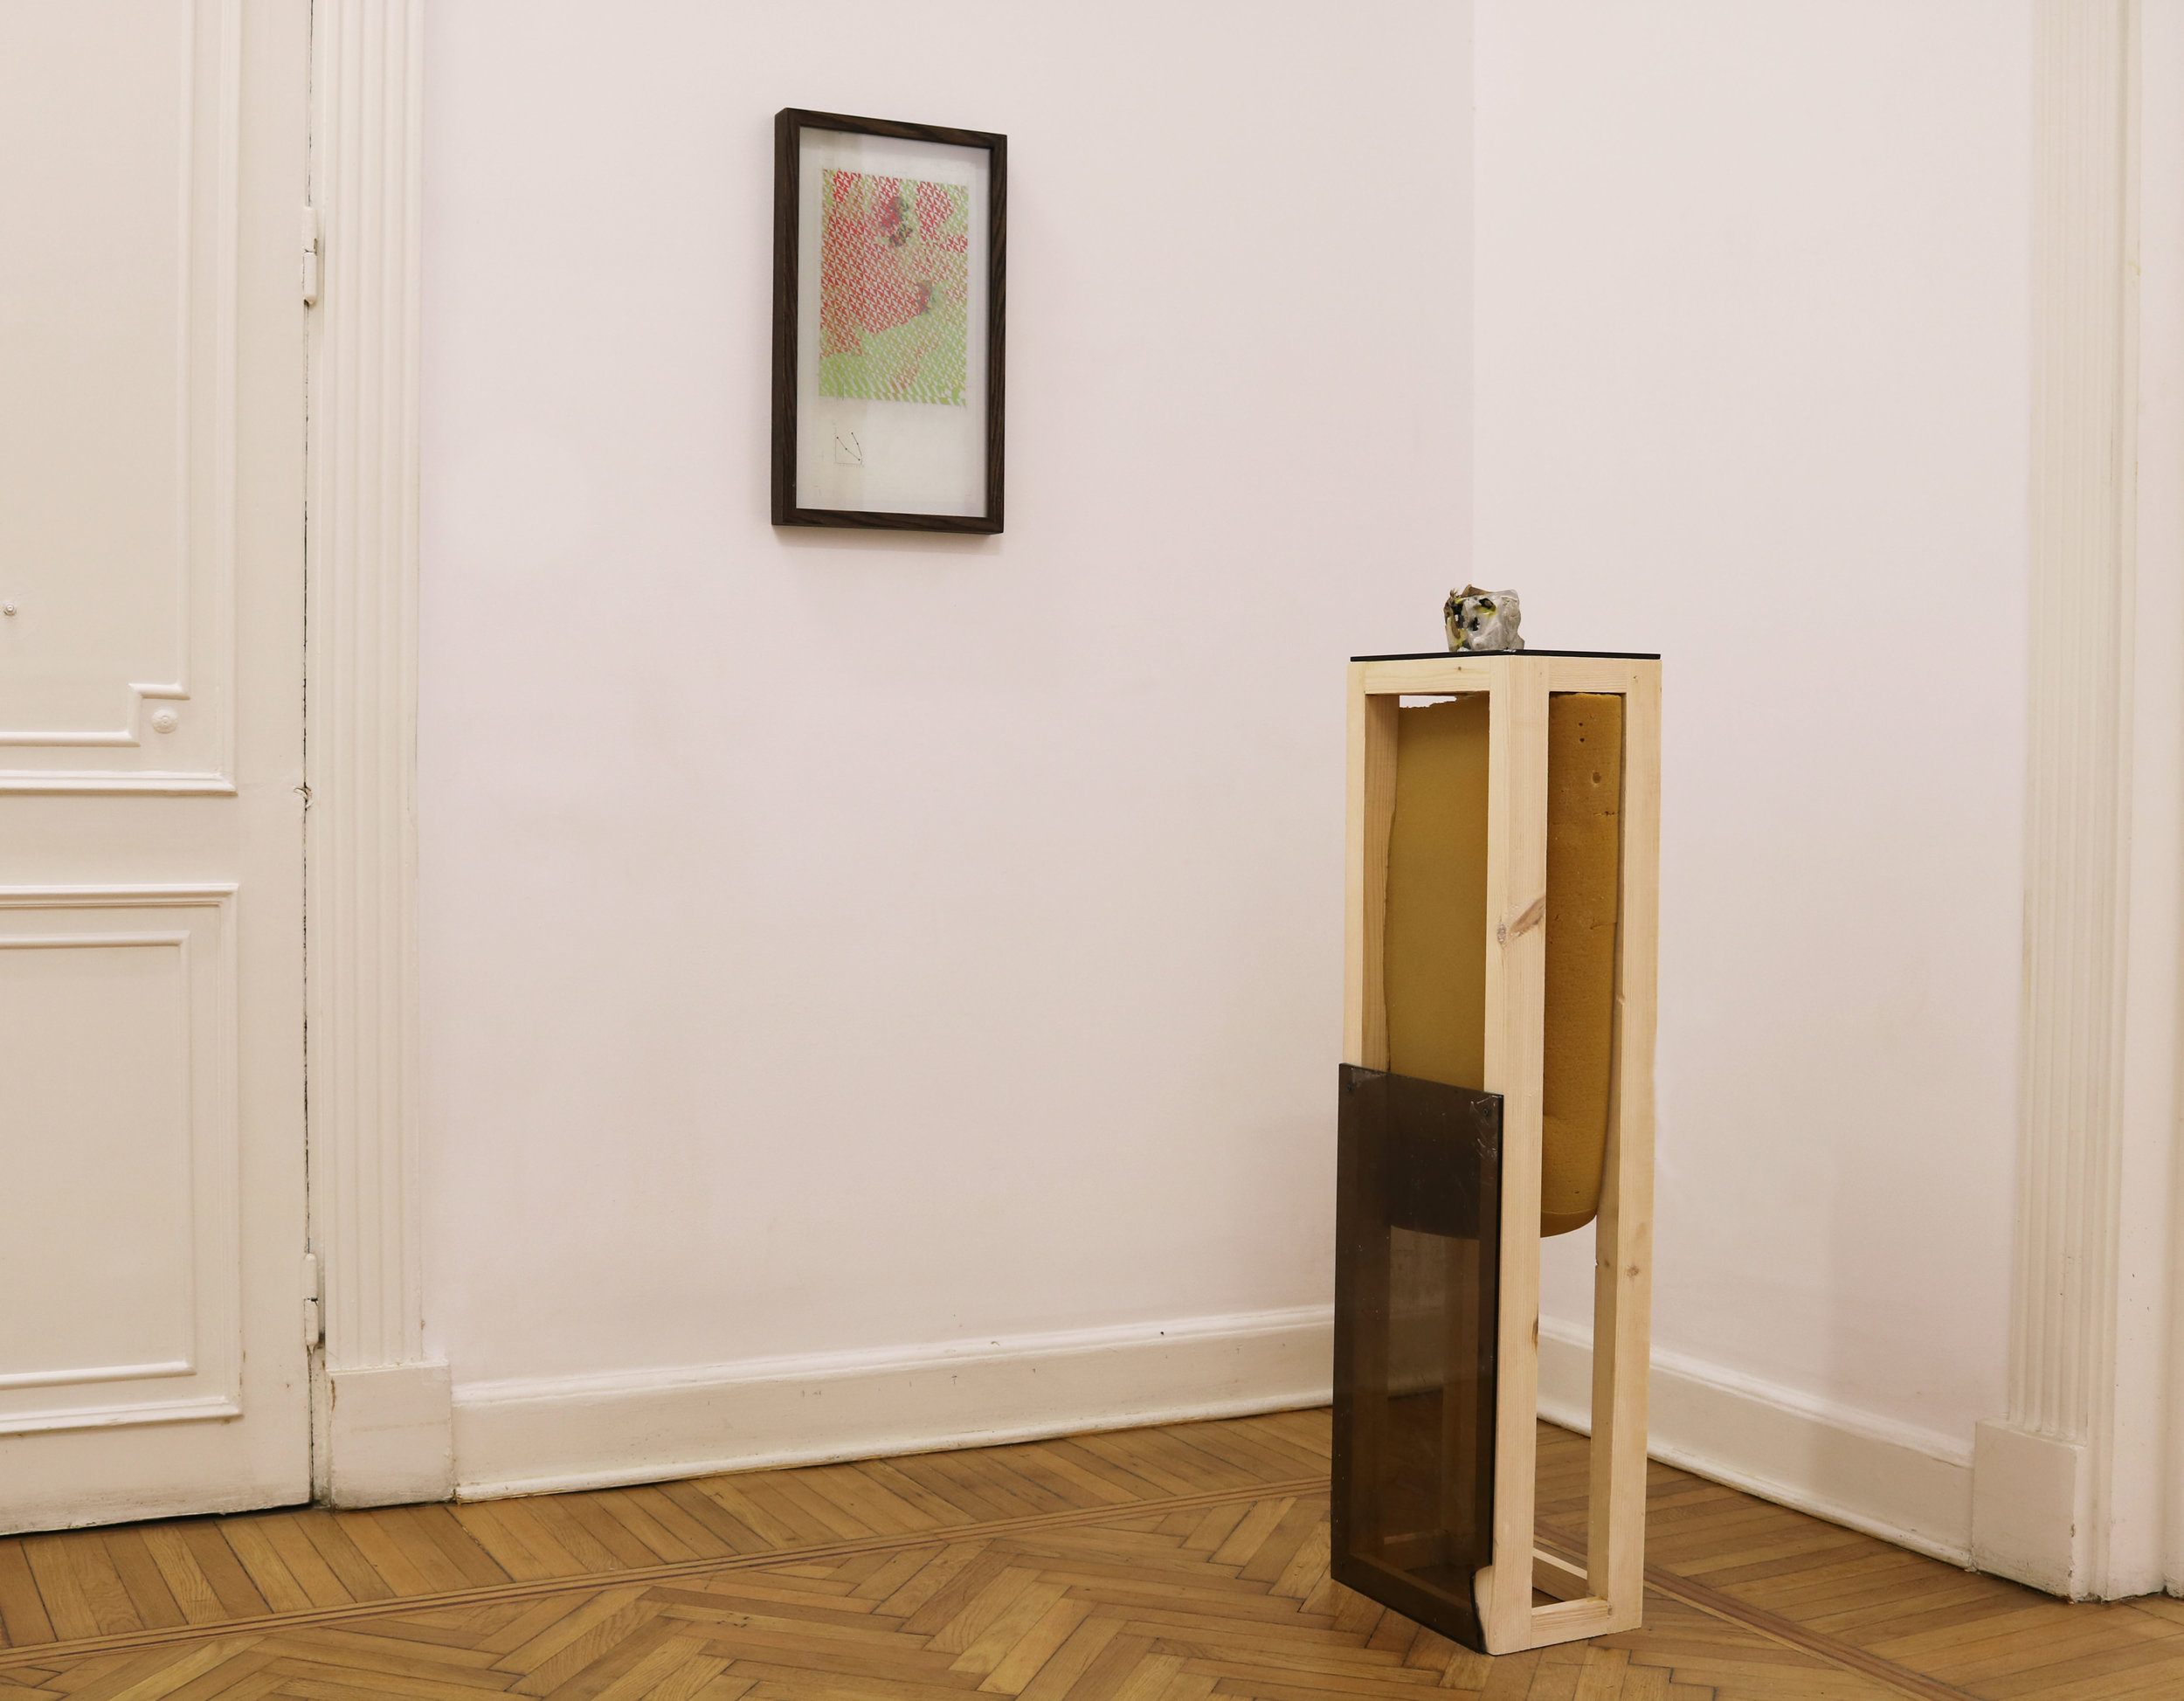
[
  {"xmin": 418, "ymin": 0, "xmax": 1474, "ymax": 1492},
  {"xmin": 1478, "ymin": 3, "xmax": 2031, "ymax": 1559},
  {"xmin": 420, "ymin": 0, "xmax": 2059, "ymax": 1558}
]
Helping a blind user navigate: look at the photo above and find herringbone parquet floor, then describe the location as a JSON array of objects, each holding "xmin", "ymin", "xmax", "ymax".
[{"xmin": 2, "ymin": 1412, "xmax": 2181, "ymax": 1701}]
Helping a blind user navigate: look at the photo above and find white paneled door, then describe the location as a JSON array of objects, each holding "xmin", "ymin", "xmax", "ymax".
[{"xmin": 0, "ymin": 1, "xmax": 311, "ymax": 1530}]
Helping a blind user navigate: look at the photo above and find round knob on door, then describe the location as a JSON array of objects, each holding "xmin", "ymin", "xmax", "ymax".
[{"xmin": 150, "ymin": 709, "xmax": 179, "ymax": 733}]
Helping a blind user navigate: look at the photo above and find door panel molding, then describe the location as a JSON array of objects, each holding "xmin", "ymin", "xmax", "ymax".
[
  {"xmin": 0, "ymin": 0, "xmax": 240, "ymax": 793},
  {"xmin": 307, "ymin": 0, "xmax": 451, "ymax": 1505},
  {"xmin": 0, "ymin": 885, "xmax": 243, "ymax": 1434}
]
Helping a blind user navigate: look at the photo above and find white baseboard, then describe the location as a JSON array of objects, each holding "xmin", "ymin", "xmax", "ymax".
[
  {"xmin": 1538, "ymin": 1319, "xmax": 1974, "ymax": 1566},
  {"xmin": 451, "ymin": 1307, "xmax": 1337, "ymax": 1501},
  {"xmin": 451, "ymin": 1304, "xmax": 1977, "ymax": 1573}
]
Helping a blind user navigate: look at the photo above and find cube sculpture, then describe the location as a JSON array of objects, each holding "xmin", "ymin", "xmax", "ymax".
[{"xmin": 1335, "ymin": 649, "xmax": 1661, "ymax": 1656}]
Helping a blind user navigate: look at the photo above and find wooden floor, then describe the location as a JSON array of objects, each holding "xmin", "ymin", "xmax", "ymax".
[{"xmin": 2, "ymin": 1413, "xmax": 2181, "ymax": 1701}]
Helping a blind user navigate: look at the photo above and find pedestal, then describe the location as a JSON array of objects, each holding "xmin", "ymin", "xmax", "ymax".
[{"xmin": 1335, "ymin": 649, "xmax": 1660, "ymax": 1656}]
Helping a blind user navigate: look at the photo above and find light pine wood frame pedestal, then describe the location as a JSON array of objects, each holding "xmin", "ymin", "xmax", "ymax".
[{"xmin": 1342, "ymin": 652, "xmax": 1661, "ymax": 1656}]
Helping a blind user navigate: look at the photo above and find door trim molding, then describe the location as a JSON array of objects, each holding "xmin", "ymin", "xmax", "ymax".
[
  {"xmin": 306, "ymin": 0, "xmax": 449, "ymax": 1506},
  {"xmin": 1973, "ymin": 0, "xmax": 2139, "ymax": 1600}
]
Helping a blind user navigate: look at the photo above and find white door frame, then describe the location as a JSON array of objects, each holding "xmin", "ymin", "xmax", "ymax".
[
  {"xmin": 1973, "ymin": 0, "xmax": 2184, "ymax": 1603},
  {"xmin": 305, "ymin": 0, "xmax": 448, "ymax": 1505}
]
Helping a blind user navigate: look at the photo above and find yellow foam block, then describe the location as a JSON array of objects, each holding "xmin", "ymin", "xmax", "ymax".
[
  {"xmin": 1383, "ymin": 694, "xmax": 1624, "ymax": 1237},
  {"xmin": 1383, "ymin": 696, "xmax": 1490, "ymax": 1096}
]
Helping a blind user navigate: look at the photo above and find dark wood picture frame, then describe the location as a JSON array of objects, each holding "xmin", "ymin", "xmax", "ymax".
[{"xmin": 771, "ymin": 107, "xmax": 1007, "ymax": 533}]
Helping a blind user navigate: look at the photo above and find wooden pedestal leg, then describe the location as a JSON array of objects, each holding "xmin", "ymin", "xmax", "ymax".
[
  {"xmin": 1481, "ymin": 660, "xmax": 1549, "ymax": 1656},
  {"xmin": 1587, "ymin": 662, "xmax": 1659, "ymax": 1635}
]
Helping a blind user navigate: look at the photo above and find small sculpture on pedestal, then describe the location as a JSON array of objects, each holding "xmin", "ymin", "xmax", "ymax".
[{"xmin": 1444, "ymin": 585, "xmax": 1524, "ymax": 653}]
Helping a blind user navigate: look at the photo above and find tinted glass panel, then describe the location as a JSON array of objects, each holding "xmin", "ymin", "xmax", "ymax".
[{"xmin": 1330, "ymin": 1064, "xmax": 1502, "ymax": 1651}]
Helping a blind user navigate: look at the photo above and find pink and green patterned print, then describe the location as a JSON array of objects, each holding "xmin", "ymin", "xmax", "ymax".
[{"xmin": 819, "ymin": 169, "xmax": 970, "ymax": 407}]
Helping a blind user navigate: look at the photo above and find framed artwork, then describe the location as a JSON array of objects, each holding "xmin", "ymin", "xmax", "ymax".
[{"xmin": 771, "ymin": 108, "xmax": 1007, "ymax": 533}]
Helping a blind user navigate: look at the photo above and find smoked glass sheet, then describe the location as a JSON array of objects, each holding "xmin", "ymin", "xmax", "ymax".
[{"xmin": 1330, "ymin": 1064, "xmax": 1503, "ymax": 1652}]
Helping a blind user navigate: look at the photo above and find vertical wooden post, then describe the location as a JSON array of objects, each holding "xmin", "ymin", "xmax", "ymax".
[
  {"xmin": 1482, "ymin": 659, "xmax": 1551, "ymax": 1654},
  {"xmin": 1587, "ymin": 661, "xmax": 1659, "ymax": 1630},
  {"xmin": 1345, "ymin": 669, "xmax": 1400, "ymax": 1071}
]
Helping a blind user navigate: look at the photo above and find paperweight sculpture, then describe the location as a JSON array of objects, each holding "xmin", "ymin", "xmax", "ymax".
[{"xmin": 1337, "ymin": 646, "xmax": 1660, "ymax": 1656}]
